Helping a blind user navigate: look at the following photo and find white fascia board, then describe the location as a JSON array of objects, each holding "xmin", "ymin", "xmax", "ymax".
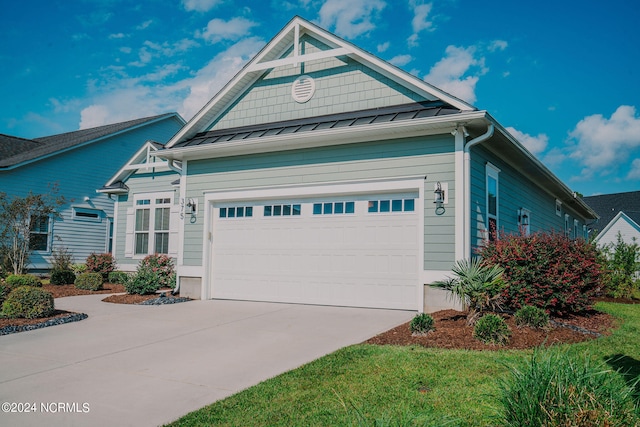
[{"xmin": 159, "ymin": 111, "xmax": 488, "ymax": 162}]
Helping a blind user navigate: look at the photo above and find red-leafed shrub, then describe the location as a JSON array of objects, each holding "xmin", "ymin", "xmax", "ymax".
[
  {"xmin": 85, "ymin": 253, "xmax": 116, "ymax": 281},
  {"xmin": 478, "ymin": 232, "xmax": 603, "ymax": 316}
]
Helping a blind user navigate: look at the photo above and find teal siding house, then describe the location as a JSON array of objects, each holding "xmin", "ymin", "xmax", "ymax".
[
  {"xmin": 0, "ymin": 113, "xmax": 185, "ymax": 271},
  {"xmin": 103, "ymin": 17, "xmax": 596, "ymax": 312}
]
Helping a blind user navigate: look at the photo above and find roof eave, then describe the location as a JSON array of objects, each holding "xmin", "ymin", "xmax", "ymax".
[{"xmin": 159, "ymin": 111, "xmax": 488, "ymax": 161}]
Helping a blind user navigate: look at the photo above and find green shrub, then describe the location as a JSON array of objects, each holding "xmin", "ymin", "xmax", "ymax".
[
  {"xmin": 50, "ymin": 269, "xmax": 76, "ymax": 286},
  {"xmin": 108, "ymin": 271, "xmax": 129, "ymax": 284},
  {"xmin": 498, "ymin": 350, "xmax": 639, "ymax": 426},
  {"xmin": 430, "ymin": 258, "xmax": 505, "ymax": 324},
  {"xmin": 514, "ymin": 305, "xmax": 549, "ymax": 329},
  {"xmin": 139, "ymin": 254, "xmax": 176, "ymax": 289},
  {"xmin": 72, "ymin": 263, "xmax": 87, "ymax": 275},
  {"xmin": 473, "ymin": 314, "xmax": 510, "ymax": 345},
  {"xmin": 85, "ymin": 253, "xmax": 116, "ymax": 280},
  {"xmin": 124, "ymin": 269, "xmax": 160, "ymax": 295},
  {"xmin": 0, "ymin": 282, "xmax": 10, "ymax": 306},
  {"xmin": 601, "ymin": 233, "xmax": 640, "ymax": 299},
  {"xmin": 6, "ymin": 274, "xmax": 41, "ymax": 288},
  {"xmin": 74, "ymin": 272, "xmax": 104, "ymax": 291},
  {"xmin": 2, "ymin": 286, "xmax": 55, "ymax": 319},
  {"xmin": 479, "ymin": 232, "xmax": 602, "ymax": 316},
  {"xmin": 51, "ymin": 246, "xmax": 74, "ymax": 271},
  {"xmin": 410, "ymin": 313, "xmax": 435, "ymax": 335}
]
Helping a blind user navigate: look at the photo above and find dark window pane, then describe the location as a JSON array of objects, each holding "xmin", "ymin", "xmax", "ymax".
[
  {"xmin": 246, "ymin": 207, "xmax": 253, "ymax": 217},
  {"xmin": 29, "ymin": 233, "xmax": 48, "ymax": 251},
  {"xmin": 404, "ymin": 199, "xmax": 415, "ymax": 212},
  {"xmin": 155, "ymin": 232, "xmax": 169, "ymax": 254},
  {"xmin": 345, "ymin": 202, "xmax": 355, "ymax": 214},
  {"xmin": 293, "ymin": 205, "xmax": 301, "ymax": 215},
  {"xmin": 313, "ymin": 203, "xmax": 322, "ymax": 215},
  {"xmin": 368, "ymin": 201, "xmax": 378, "ymax": 213},
  {"xmin": 323, "ymin": 203, "xmax": 333, "ymax": 214},
  {"xmin": 334, "ymin": 202, "xmax": 344, "ymax": 214},
  {"xmin": 274, "ymin": 205, "xmax": 282, "ymax": 216},
  {"xmin": 264, "ymin": 206, "xmax": 272, "ymax": 216},
  {"xmin": 392, "ymin": 199, "xmax": 402, "ymax": 212},
  {"xmin": 283, "ymin": 205, "xmax": 291, "ymax": 216},
  {"xmin": 220, "ymin": 208, "xmax": 227, "ymax": 218},
  {"xmin": 380, "ymin": 200, "xmax": 390, "ymax": 212},
  {"xmin": 237, "ymin": 207, "xmax": 244, "ymax": 217},
  {"xmin": 228, "ymin": 207, "xmax": 236, "ymax": 218}
]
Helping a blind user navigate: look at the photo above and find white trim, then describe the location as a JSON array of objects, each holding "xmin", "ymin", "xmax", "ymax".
[
  {"xmin": 486, "ymin": 163, "xmax": 500, "ymax": 240},
  {"xmin": 454, "ymin": 132, "xmax": 465, "ymax": 260},
  {"xmin": 202, "ymin": 177, "xmax": 426, "ymax": 310}
]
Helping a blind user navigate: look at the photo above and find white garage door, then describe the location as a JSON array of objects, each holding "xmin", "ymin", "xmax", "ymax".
[{"xmin": 210, "ymin": 192, "xmax": 420, "ymax": 310}]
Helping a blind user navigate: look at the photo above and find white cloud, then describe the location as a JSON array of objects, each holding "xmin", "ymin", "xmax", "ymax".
[
  {"xmin": 77, "ymin": 37, "xmax": 264, "ymax": 129},
  {"xmin": 424, "ymin": 45, "xmax": 486, "ymax": 104},
  {"xmin": 198, "ymin": 17, "xmax": 258, "ymax": 43},
  {"xmin": 627, "ymin": 159, "xmax": 640, "ymax": 180},
  {"xmin": 505, "ymin": 127, "xmax": 549, "ymax": 156},
  {"xmin": 318, "ymin": 0, "xmax": 385, "ymax": 38},
  {"xmin": 129, "ymin": 38, "xmax": 199, "ymax": 67},
  {"xmin": 389, "ymin": 54, "xmax": 413, "ymax": 67},
  {"xmin": 377, "ymin": 41, "xmax": 390, "ymax": 53},
  {"xmin": 488, "ymin": 39, "xmax": 508, "ymax": 52},
  {"xmin": 568, "ymin": 105, "xmax": 640, "ymax": 179},
  {"xmin": 137, "ymin": 20, "xmax": 153, "ymax": 30},
  {"xmin": 407, "ymin": 1, "xmax": 433, "ymax": 47},
  {"xmin": 79, "ymin": 105, "xmax": 111, "ymax": 129},
  {"xmin": 182, "ymin": 0, "xmax": 222, "ymax": 12},
  {"xmin": 109, "ymin": 33, "xmax": 126, "ymax": 39}
]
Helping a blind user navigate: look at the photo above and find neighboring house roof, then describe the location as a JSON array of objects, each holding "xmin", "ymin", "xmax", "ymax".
[
  {"xmin": 0, "ymin": 113, "xmax": 184, "ymax": 170},
  {"xmin": 582, "ymin": 190, "xmax": 640, "ymax": 233},
  {"xmin": 593, "ymin": 211, "xmax": 640, "ymax": 245}
]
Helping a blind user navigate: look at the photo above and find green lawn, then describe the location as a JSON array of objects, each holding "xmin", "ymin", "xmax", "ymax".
[{"xmin": 167, "ymin": 302, "xmax": 640, "ymax": 426}]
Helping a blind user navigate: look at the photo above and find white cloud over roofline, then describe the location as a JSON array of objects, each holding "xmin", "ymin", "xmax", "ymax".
[
  {"xmin": 506, "ymin": 127, "xmax": 549, "ymax": 156},
  {"xmin": 317, "ymin": 0, "xmax": 385, "ymax": 39}
]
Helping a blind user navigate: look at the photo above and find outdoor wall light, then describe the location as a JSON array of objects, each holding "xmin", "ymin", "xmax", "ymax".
[
  {"xmin": 434, "ymin": 182, "xmax": 445, "ymax": 205},
  {"xmin": 518, "ymin": 208, "xmax": 529, "ymax": 226}
]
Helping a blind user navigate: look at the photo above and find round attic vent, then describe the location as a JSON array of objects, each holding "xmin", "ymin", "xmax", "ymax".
[{"xmin": 291, "ymin": 75, "xmax": 315, "ymax": 103}]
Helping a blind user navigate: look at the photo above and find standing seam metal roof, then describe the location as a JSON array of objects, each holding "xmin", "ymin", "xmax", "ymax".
[{"xmin": 172, "ymin": 101, "xmax": 460, "ymax": 149}]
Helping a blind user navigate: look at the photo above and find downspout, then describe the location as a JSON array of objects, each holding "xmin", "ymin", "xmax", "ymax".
[
  {"xmin": 167, "ymin": 159, "xmax": 183, "ymax": 295},
  {"xmin": 463, "ymin": 123, "xmax": 494, "ymax": 259}
]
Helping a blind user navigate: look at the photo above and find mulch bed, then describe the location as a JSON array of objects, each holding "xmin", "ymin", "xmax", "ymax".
[
  {"xmin": 365, "ymin": 309, "xmax": 616, "ymax": 351},
  {"xmin": 43, "ymin": 282, "xmax": 127, "ymax": 298}
]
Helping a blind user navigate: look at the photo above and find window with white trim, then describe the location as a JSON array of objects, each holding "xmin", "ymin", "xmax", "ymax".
[
  {"xmin": 564, "ymin": 214, "xmax": 570, "ymax": 238},
  {"xmin": 574, "ymin": 219, "xmax": 580, "ymax": 240},
  {"xmin": 265, "ymin": 204, "xmax": 301, "ymax": 217},
  {"xmin": 486, "ymin": 163, "xmax": 500, "ymax": 241},
  {"xmin": 134, "ymin": 195, "xmax": 172, "ymax": 255},
  {"xmin": 367, "ymin": 199, "xmax": 414, "ymax": 213},
  {"xmin": 556, "ymin": 199, "xmax": 562, "ymax": 217},
  {"xmin": 315, "ymin": 201, "xmax": 355, "ymax": 215},
  {"xmin": 29, "ymin": 215, "xmax": 51, "ymax": 251},
  {"xmin": 220, "ymin": 206, "xmax": 254, "ymax": 218}
]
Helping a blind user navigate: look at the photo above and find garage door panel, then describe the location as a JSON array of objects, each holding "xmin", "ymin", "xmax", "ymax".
[{"xmin": 211, "ymin": 194, "xmax": 419, "ymax": 310}]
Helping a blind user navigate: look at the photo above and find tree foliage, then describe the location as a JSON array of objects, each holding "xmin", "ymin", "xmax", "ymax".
[{"xmin": 0, "ymin": 186, "xmax": 66, "ymax": 274}]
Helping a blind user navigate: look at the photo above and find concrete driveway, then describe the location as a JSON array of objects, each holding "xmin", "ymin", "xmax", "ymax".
[{"xmin": 0, "ymin": 295, "xmax": 412, "ymax": 427}]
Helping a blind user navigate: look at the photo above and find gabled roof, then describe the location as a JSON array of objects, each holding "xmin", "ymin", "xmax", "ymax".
[
  {"xmin": 98, "ymin": 140, "xmax": 178, "ymax": 194},
  {"xmin": 583, "ymin": 190, "xmax": 640, "ymax": 231},
  {"xmin": 0, "ymin": 113, "xmax": 185, "ymax": 170},
  {"xmin": 165, "ymin": 16, "xmax": 475, "ymax": 148},
  {"xmin": 593, "ymin": 211, "xmax": 640, "ymax": 243}
]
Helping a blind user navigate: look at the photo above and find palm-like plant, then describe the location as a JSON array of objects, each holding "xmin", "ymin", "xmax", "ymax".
[{"xmin": 430, "ymin": 258, "xmax": 506, "ymax": 324}]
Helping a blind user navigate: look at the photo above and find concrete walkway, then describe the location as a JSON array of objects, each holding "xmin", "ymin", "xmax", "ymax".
[{"xmin": 0, "ymin": 295, "xmax": 412, "ymax": 427}]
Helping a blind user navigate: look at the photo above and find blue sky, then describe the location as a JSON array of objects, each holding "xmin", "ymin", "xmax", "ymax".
[{"xmin": 1, "ymin": 0, "xmax": 639, "ymax": 196}]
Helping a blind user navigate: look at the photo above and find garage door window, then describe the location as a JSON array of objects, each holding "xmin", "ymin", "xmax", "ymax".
[
  {"xmin": 220, "ymin": 206, "xmax": 253, "ymax": 218},
  {"xmin": 264, "ymin": 204, "xmax": 301, "ymax": 217},
  {"xmin": 368, "ymin": 198, "xmax": 415, "ymax": 213},
  {"xmin": 313, "ymin": 201, "xmax": 355, "ymax": 215}
]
